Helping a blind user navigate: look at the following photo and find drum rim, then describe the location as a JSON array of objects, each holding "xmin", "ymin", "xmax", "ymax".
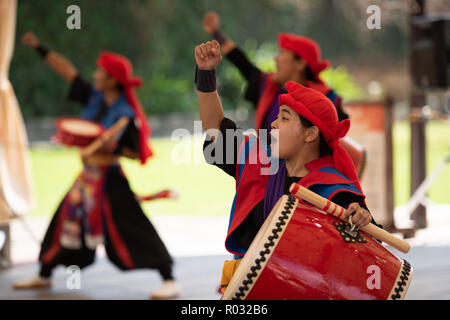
[
  {"xmin": 223, "ymin": 194, "xmax": 298, "ymax": 300},
  {"xmin": 55, "ymin": 117, "xmax": 105, "ymax": 138},
  {"xmin": 388, "ymin": 259, "xmax": 413, "ymax": 300}
]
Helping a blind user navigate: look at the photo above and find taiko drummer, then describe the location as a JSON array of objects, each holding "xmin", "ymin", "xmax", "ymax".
[{"xmin": 194, "ymin": 40, "xmax": 383, "ymax": 294}]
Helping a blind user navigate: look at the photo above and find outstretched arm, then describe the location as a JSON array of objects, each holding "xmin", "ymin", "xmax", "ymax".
[
  {"xmin": 22, "ymin": 31, "xmax": 78, "ymax": 84},
  {"xmin": 202, "ymin": 12, "xmax": 263, "ymax": 106},
  {"xmin": 195, "ymin": 40, "xmax": 225, "ymax": 136},
  {"xmin": 202, "ymin": 12, "xmax": 236, "ymax": 56}
]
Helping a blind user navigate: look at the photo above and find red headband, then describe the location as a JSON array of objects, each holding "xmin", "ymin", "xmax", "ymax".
[
  {"xmin": 97, "ymin": 51, "xmax": 153, "ymax": 164},
  {"xmin": 279, "ymin": 82, "xmax": 360, "ymax": 188},
  {"xmin": 278, "ymin": 33, "xmax": 329, "ymax": 81}
]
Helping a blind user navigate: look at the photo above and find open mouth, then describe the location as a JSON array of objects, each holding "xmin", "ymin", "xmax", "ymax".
[{"xmin": 269, "ymin": 132, "xmax": 278, "ymax": 147}]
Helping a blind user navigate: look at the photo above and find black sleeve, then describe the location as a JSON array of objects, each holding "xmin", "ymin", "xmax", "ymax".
[
  {"xmin": 67, "ymin": 75, "xmax": 92, "ymax": 105},
  {"xmin": 226, "ymin": 47, "xmax": 263, "ymax": 106},
  {"xmin": 113, "ymin": 119, "xmax": 140, "ymax": 155},
  {"xmin": 203, "ymin": 117, "xmax": 246, "ymax": 179},
  {"xmin": 232, "ymin": 201, "xmax": 265, "ymax": 251},
  {"xmin": 331, "ymin": 191, "xmax": 383, "ymax": 229},
  {"xmin": 226, "ymin": 47, "xmax": 260, "ymax": 82}
]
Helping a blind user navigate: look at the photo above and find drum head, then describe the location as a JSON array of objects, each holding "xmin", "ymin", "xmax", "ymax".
[
  {"xmin": 56, "ymin": 118, "xmax": 104, "ymax": 137},
  {"xmin": 53, "ymin": 118, "xmax": 105, "ymax": 147}
]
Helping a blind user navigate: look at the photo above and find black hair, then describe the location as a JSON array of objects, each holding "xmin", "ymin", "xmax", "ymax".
[
  {"xmin": 106, "ymin": 73, "xmax": 125, "ymax": 93},
  {"xmin": 293, "ymin": 54, "xmax": 317, "ymax": 82},
  {"xmin": 298, "ymin": 114, "xmax": 333, "ymax": 157},
  {"xmin": 116, "ymin": 83, "xmax": 125, "ymax": 93}
]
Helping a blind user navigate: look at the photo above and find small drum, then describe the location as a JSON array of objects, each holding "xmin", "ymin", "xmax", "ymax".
[
  {"xmin": 223, "ymin": 195, "xmax": 413, "ymax": 300},
  {"xmin": 340, "ymin": 136, "xmax": 367, "ymax": 180},
  {"xmin": 53, "ymin": 118, "xmax": 105, "ymax": 147}
]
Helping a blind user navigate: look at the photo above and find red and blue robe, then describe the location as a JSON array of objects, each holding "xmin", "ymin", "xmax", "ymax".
[
  {"xmin": 203, "ymin": 118, "xmax": 375, "ymax": 260},
  {"xmin": 225, "ymin": 134, "xmax": 366, "ymax": 257}
]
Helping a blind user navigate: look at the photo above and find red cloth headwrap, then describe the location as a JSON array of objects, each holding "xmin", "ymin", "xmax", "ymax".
[
  {"xmin": 278, "ymin": 33, "xmax": 329, "ymax": 83},
  {"xmin": 96, "ymin": 51, "xmax": 153, "ymax": 164},
  {"xmin": 278, "ymin": 82, "xmax": 362, "ymax": 191}
]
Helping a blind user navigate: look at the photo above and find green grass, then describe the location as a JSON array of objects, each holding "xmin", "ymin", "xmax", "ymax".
[
  {"xmin": 28, "ymin": 121, "xmax": 449, "ymax": 217},
  {"xmin": 29, "ymin": 135, "xmax": 236, "ymax": 217},
  {"xmin": 393, "ymin": 120, "xmax": 450, "ymax": 206}
]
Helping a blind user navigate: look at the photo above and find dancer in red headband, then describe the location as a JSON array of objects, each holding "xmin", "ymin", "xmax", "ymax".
[
  {"xmin": 13, "ymin": 32, "xmax": 179, "ymax": 299},
  {"xmin": 195, "ymin": 40, "xmax": 382, "ymax": 294},
  {"xmin": 202, "ymin": 12, "xmax": 348, "ymax": 140}
]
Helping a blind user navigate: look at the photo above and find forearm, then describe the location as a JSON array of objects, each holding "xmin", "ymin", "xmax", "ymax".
[
  {"xmin": 197, "ymin": 90, "xmax": 224, "ymax": 135},
  {"xmin": 212, "ymin": 29, "xmax": 236, "ymax": 56},
  {"xmin": 196, "ymin": 68, "xmax": 224, "ymax": 135},
  {"xmin": 81, "ymin": 117, "xmax": 130, "ymax": 158},
  {"xmin": 44, "ymin": 51, "xmax": 79, "ymax": 84}
]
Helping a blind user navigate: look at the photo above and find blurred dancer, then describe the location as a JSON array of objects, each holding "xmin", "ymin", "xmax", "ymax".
[
  {"xmin": 13, "ymin": 32, "xmax": 180, "ymax": 300},
  {"xmin": 202, "ymin": 12, "xmax": 348, "ymax": 139}
]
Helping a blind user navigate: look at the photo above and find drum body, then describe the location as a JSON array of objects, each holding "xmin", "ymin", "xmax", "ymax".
[
  {"xmin": 223, "ymin": 195, "xmax": 412, "ymax": 300},
  {"xmin": 340, "ymin": 137, "xmax": 366, "ymax": 180},
  {"xmin": 53, "ymin": 118, "xmax": 105, "ymax": 147}
]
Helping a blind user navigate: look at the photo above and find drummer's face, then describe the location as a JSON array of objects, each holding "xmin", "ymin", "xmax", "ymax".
[
  {"xmin": 273, "ymin": 49, "xmax": 307, "ymax": 85},
  {"xmin": 270, "ymin": 105, "xmax": 317, "ymax": 159},
  {"xmin": 93, "ymin": 68, "xmax": 119, "ymax": 92}
]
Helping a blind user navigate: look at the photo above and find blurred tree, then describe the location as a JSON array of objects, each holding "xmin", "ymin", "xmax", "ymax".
[{"xmin": 10, "ymin": 0, "xmax": 412, "ymax": 119}]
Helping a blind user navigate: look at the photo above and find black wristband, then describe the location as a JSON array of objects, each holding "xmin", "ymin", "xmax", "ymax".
[
  {"xmin": 213, "ymin": 30, "xmax": 227, "ymax": 46},
  {"xmin": 195, "ymin": 65, "xmax": 217, "ymax": 92},
  {"xmin": 35, "ymin": 45, "xmax": 49, "ymax": 58}
]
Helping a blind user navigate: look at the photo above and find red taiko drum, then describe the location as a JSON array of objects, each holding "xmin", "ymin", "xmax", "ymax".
[
  {"xmin": 222, "ymin": 195, "xmax": 412, "ymax": 300},
  {"xmin": 53, "ymin": 118, "xmax": 105, "ymax": 147}
]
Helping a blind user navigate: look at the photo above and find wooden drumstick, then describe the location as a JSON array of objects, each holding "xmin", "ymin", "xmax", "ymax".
[
  {"xmin": 289, "ymin": 183, "xmax": 411, "ymax": 254},
  {"xmin": 80, "ymin": 117, "xmax": 129, "ymax": 158}
]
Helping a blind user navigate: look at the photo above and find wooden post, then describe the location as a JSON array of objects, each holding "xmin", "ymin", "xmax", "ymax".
[{"xmin": 409, "ymin": 0, "xmax": 427, "ymax": 228}]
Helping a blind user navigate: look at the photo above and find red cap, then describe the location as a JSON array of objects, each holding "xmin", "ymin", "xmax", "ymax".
[
  {"xmin": 96, "ymin": 51, "xmax": 153, "ymax": 164},
  {"xmin": 278, "ymin": 82, "xmax": 360, "ymax": 189},
  {"xmin": 278, "ymin": 33, "xmax": 329, "ymax": 81},
  {"xmin": 97, "ymin": 51, "xmax": 142, "ymax": 88}
]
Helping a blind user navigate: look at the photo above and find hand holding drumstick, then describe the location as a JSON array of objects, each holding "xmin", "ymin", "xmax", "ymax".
[
  {"xmin": 290, "ymin": 183, "xmax": 411, "ymax": 254},
  {"xmin": 80, "ymin": 117, "xmax": 129, "ymax": 160}
]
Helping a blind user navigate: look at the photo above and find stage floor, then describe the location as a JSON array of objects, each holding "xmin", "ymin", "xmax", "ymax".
[
  {"xmin": 0, "ymin": 254, "xmax": 225, "ymax": 300},
  {"xmin": 1, "ymin": 245, "xmax": 450, "ymax": 300}
]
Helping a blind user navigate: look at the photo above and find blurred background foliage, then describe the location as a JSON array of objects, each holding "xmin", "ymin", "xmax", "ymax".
[{"xmin": 12, "ymin": 0, "xmax": 410, "ymax": 119}]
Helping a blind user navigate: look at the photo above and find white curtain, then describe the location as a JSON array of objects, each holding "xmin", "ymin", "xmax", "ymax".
[{"xmin": 0, "ymin": 0, "xmax": 35, "ymax": 223}]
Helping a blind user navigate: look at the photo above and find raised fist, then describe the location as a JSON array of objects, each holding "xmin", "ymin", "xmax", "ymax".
[
  {"xmin": 22, "ymin": 31, "xmax": 40, "ymax": 48},
  {"xmin": 195, "ymin": 40, "xmax": 222, "ymax": 70},
  {"xmin": 202, "ymin": 12, "xmax": 220, "ymax": 34}
]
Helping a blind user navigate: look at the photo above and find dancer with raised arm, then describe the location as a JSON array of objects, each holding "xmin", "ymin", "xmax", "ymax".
[
  {"xmin": 13, "ymin": 32, "xmax": 180, "ymax": 299},
  {"xmin": 202, "ymin": 12, "xmax": 349, "ymax": 139}
]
